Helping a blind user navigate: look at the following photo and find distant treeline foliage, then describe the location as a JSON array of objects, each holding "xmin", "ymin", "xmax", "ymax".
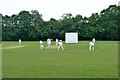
[{"xmin": 2, "ymin": 5, "xmax": 120, "ymax": 41}]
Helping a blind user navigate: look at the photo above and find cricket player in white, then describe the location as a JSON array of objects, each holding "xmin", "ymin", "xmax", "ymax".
[
  {"xmin": 19, "ymin": 39, "xmax": 21, "ymax": 45},
  {"xmin": 56, "ymin": 39, "xmax": 58, "ymax": 46},
  {"xmin": 47, "ymin": 38, "xmax": 51, "ymax": 48},
  {"xmin": 89, "ymin": 41, "xmax": 94, "ymax": 50},
  {"xmin": 39, "ymin": 40, "xmax": 44, "ymax": 50},
  {"xmin": 58, "ymin": 40, "xmax": 64, "ymax": 50},
  {"xmin": 92, "ymin": 38, "xmax": 95, "ymax": 44}
]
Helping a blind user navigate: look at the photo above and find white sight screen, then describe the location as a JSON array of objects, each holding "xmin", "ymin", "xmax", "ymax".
[{"xmin": 65, "ymin": 33, "xmax": 78, "ymax": 43}]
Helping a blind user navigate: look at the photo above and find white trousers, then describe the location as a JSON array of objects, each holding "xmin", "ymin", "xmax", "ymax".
[
  {"xmin": 40, "ymin": 45, "xmax": 44, "ymax": 50},
  {"xmin": 48, "ymin": 43, "xmax": 51, "ymax": 48},
  {"xmin": 56, "ymin": 43, "xmax": 58, "ymax": 46},
  {"xmin": 89, "ymin": 46, "xmax": 94, "ymax": 50},
  {"xmin": 19, "ymin": 42, "xmax": 21, "ymax": 45},
  {"xmin": 58, "ymin": 45, "xmax": 64, "ymax": 50}
]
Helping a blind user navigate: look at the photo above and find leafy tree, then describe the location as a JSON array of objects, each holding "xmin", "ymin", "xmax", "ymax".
[{"xmin": 2, "ymin": 5, "xmax": 119, "ymax": 41}]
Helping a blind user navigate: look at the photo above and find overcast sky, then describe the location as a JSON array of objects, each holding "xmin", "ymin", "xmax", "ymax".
[{"xmin": 0, "ymin": 0, "xmax": 119, "ymax": 21}]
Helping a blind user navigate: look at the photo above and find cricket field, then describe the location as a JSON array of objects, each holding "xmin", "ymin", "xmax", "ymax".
[{"xmin": 2, "ymin": 41, "xmax": 118, "ymax": 78}]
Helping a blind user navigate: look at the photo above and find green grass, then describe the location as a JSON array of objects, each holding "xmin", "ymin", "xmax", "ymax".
[
  {"xmin": 0, "ymin": 44, "xmax": 2, "ymax": 80},
  {"xmin": 2, "ymin": 41, "xmax": 118, "ymax": 78}
]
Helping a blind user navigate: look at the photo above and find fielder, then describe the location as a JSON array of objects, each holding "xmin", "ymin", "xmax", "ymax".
[
  {"xmin": 47, "ymin": 38, "xmax": 53, "ymax": 48},
  {"xmin": 56, "ymin": 39, "xmax": 58, "ymax": 46},
  {"xmin": 39, "ymin": 40, "xmax": 44, "ymax": 50},
  {"xmin": 58, "ymin": 40, "xmax": 64, "ymax": 50},
  {"xmin": 89, "ymin": 41, "xmax": 94, "ymax": 50},
  {"xmin": 19, "ymin": 39, "xmax": 21, "ymax": 45},
  {"xmin": 92, "ymin": 38, "xmax": 95, "ymax": 44}
]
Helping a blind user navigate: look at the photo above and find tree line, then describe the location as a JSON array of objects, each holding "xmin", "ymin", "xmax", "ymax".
[{"xmin": 2, "ymin": 5, "xmax": 120, "ymax": 41}]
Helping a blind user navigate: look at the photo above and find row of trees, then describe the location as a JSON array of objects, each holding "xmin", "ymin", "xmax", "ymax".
[{"xmin": 2, "ymin": 5, "xmax": 120, "ymax": 41}]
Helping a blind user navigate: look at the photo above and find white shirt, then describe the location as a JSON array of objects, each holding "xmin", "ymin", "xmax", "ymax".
[
  {"xmin": 19, "ymin": 39, "xmax": 21, "ymax": 42},
  {"xmin": 89, "ymin": 42, "xmax": 94, "ymax": 46},
  {"xmin": 59, "ymin": 40, "xmax": 62, "ymax": 46},
  {"xmin": 47, "ymin": 39, "xmax": 51, "ymax": 44},
  {"xmin": 56, "ymin": 39, "xmax": 58, "ymax": 43},
  {"xmin": 40, "ymin": 41, "xmax": 43, "ymax": 45}
]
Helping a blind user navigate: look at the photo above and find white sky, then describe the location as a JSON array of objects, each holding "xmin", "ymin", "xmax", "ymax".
[{"xmin": 0, "ymin": 0, "xmax": 119, "ymax": 21}]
